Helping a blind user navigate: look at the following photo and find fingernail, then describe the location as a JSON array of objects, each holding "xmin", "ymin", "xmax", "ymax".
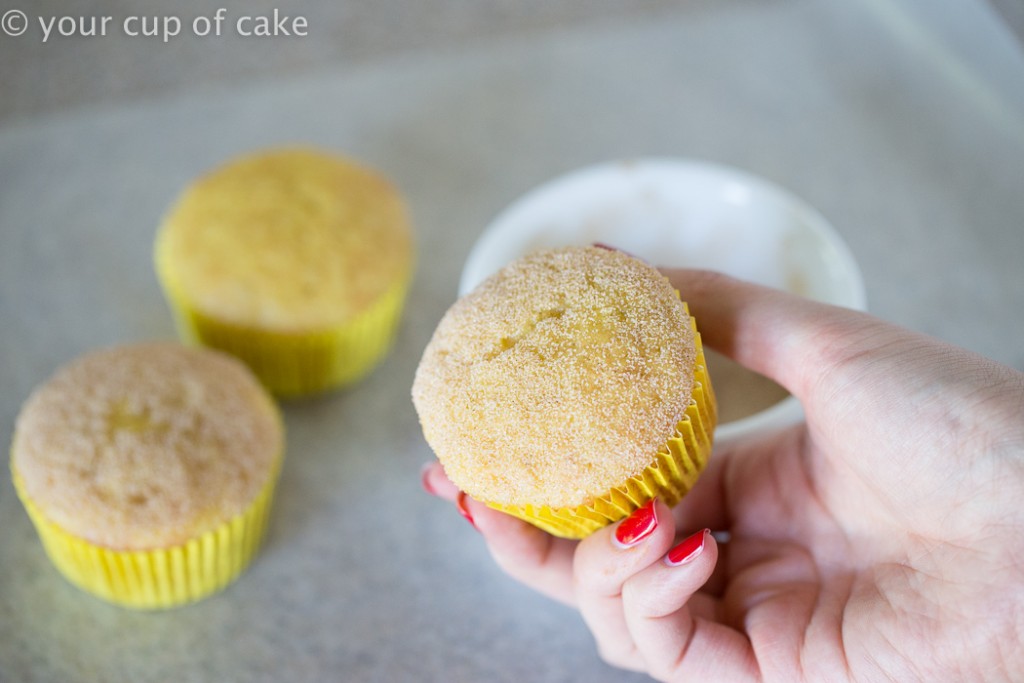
[
  {"xmin": 456, "ymin": 491, "xmax": 478, "ymax": 531},
  {"xmin": 613, "ymin": 498, "xmax": 659, "ymax": 548},
  {"xmin": 665, "ymin": 529, "xmax": 709, "ymax": 567},
  {"xmin": 420, "ymin": 463, "xmax": 438, "ymax": 496},
  {"xmin": 593, "ymin": 243, "xmax": 647, "ymax": 263}
]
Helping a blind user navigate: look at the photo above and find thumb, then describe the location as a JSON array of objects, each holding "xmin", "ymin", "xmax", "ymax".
[
  {"xmin": 660, "ymin": 268, "xmax": 876, "ymax": 404},
  {"xmin": 661, "ymin": 269, "xmax": 1019, "ymax": 423},
  {"xmin": 662, "ymin": 268, "xmax": 1023, "ymax": 536}
]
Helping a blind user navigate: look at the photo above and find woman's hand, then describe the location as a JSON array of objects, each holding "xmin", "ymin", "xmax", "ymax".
[{"xmin": 422, "ymin": 269, "xmax": 1024, "ymax": 682}]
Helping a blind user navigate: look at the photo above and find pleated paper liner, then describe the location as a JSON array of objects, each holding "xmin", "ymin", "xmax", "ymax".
[
  {"xmin": 489, "ymin": 315, "xmax": 717, "ymax": 540},
  {"xmin": 11, "ymin": 455, "xmax": 282, "ymax": 610},
  {"xmin": 155, "ymin": 242, "xmax": 410, "ymax": 397}
]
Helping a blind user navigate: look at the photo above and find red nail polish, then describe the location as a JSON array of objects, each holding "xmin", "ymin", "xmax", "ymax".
[
  {"xmin": 665, "ymin": 529, "xmax": 708, "ymax": 566},
  {"xmin": 592, "ymin": 243, "xmax": 645, "ymax": 262},
  {"xmin": 613, "ymin": 498, "xmax": 659, "ymax": 548},
  {"xmin": 456, "ymin": 492, "xmax": 478, "ymax": 530},
  {"xmin": 420, "ymin": 463, "xmax": 438, "ymax": 496}
]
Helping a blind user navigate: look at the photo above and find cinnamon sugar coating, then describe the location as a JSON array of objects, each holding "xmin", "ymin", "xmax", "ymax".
[
  {"xmin": 412, "ymin": 246, "xmax": 695, "ymax": 508},
  {"xmin": 11, "ymin": 343, "xmax": 282, "ymax": 550}
]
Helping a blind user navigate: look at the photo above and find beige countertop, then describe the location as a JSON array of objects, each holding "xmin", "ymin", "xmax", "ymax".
[
  {"xmin": 0, "ymin": 0, "xmax": 693, "ymax": 125},
  {"xmin": 1, "ymin": 1, "xmax": 1023, "ymax": 681}
]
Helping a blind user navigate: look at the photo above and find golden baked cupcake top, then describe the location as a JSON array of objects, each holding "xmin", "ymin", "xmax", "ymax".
[
  {"xmin": 156, "ymin": 148, "xmax": 412, "ymax": 332},
  {"xmin": 412, "ymin": 246, "xmax": 696, "ymax": 509},
  {"xmin": 11, "ymin": 343, "xmax": 283, "ymax": 551}
]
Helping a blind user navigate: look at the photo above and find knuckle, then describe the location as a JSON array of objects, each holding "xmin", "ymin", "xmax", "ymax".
[
  {"xmin": 620, "ymin": 579, "xmax": 650, "ymax": 613},
  {"xmin": 622, "ymin": 576, "xmax": 672, "ymax": 619}
]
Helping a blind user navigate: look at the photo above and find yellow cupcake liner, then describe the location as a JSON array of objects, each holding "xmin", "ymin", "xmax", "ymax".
[
  {"xmin": 489, "ymin": 310, "xmax": 717, "ymax": 539},
  {"xmin": 11, "ymin": 455, "xmax": 282, "ymax": 610},
  {"xmin": 155, "ymin": 242, "xmax": 411, "ymax": 397}
]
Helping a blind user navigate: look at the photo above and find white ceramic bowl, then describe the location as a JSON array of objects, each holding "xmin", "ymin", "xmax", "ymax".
[{"xmin": 460, "ymin": 159, "xmax": 867, "ymax": 442}]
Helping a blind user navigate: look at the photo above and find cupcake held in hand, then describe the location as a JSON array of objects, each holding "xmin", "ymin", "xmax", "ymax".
[
  {"xmin": 412, "ymin": 246, "xmax": 716, "ymax": 539},
  {"xmin": 10, "ymin": 343, "xmax": 284, "ymax": 609},
  {"xmin": 155, "ymin": 148, "xmax": 414, "ymax": 397}
]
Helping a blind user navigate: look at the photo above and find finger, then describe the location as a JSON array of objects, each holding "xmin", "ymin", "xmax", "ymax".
[
  {"xmin": 691, "ymin": 533, "xmax": 731, "ymax": 599},
  {"xmin": 662, "ymin": 269, "xmax": 1024, "ymax": 539},
  {"xmin": 421, "ymin": 461, "xmax": 460, "ymax": 501},
  {"xmin": 669, "ymin": 441, "xmax": 733, "ymax": 534},
  {"xmin": 573, "ymin": 499, "xmax": 677, "ymax": 670},
  {"xmin": 460, "ymin": 494, "xmax": 578, "ymax": 606},
  {"xmin": 665, "ymin": 448, "xmax": 735, "ymax": 599},
  {"xmin": 623, "ymin": 530, "xmax": 760, "ymax": 681},
  {"xmin": 422, "ymin": 462, "xmax": 578, "ymax": 605},
  {"xmin": 660, "ymin": 268, "xmax": 875, "ymax": 402},
  {"xmin": 674, "ymin": 426, "xmax": 806, "ymax": 598},
  {"xmin": 663, "ymin": 268, "xmax": 1020, "ymax": 419},
  {"xmin": 670, "ymin": 426, "xmax": 790, "ymax": 599},
  {"xmin": 668, "ymin": 425, "xmax": 799, "ymax": 535}
]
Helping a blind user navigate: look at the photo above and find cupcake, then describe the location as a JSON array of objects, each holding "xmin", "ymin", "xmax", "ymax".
[
  {"xmin": 10, "ymin": 343, "xmax": 284, "ymax": 609},
  {"xmin": 155, "ymin": 148, "xmax": 414, "ymax": 397},
  {"xmin": 412, "ymin": 246, "xmax": 716, "ymax": 539}
]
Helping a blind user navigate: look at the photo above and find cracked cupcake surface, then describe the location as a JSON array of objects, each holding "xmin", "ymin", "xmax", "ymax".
[{"xmin": 412, "ymin": 246, "xmax": 698, "ymax": 510}]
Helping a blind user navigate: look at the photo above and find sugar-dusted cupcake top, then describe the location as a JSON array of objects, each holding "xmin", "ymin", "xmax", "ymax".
[
  {"xmin": 11, "ymin": 343, "xmax": 283, "ymax": 550},
  {"xmin": 412, "ymin": 246, "xmax": 696, "ymax": 508},
  {"xmin": 156, "ymin": 148, "xmax": 412, "ymax": 332}
]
